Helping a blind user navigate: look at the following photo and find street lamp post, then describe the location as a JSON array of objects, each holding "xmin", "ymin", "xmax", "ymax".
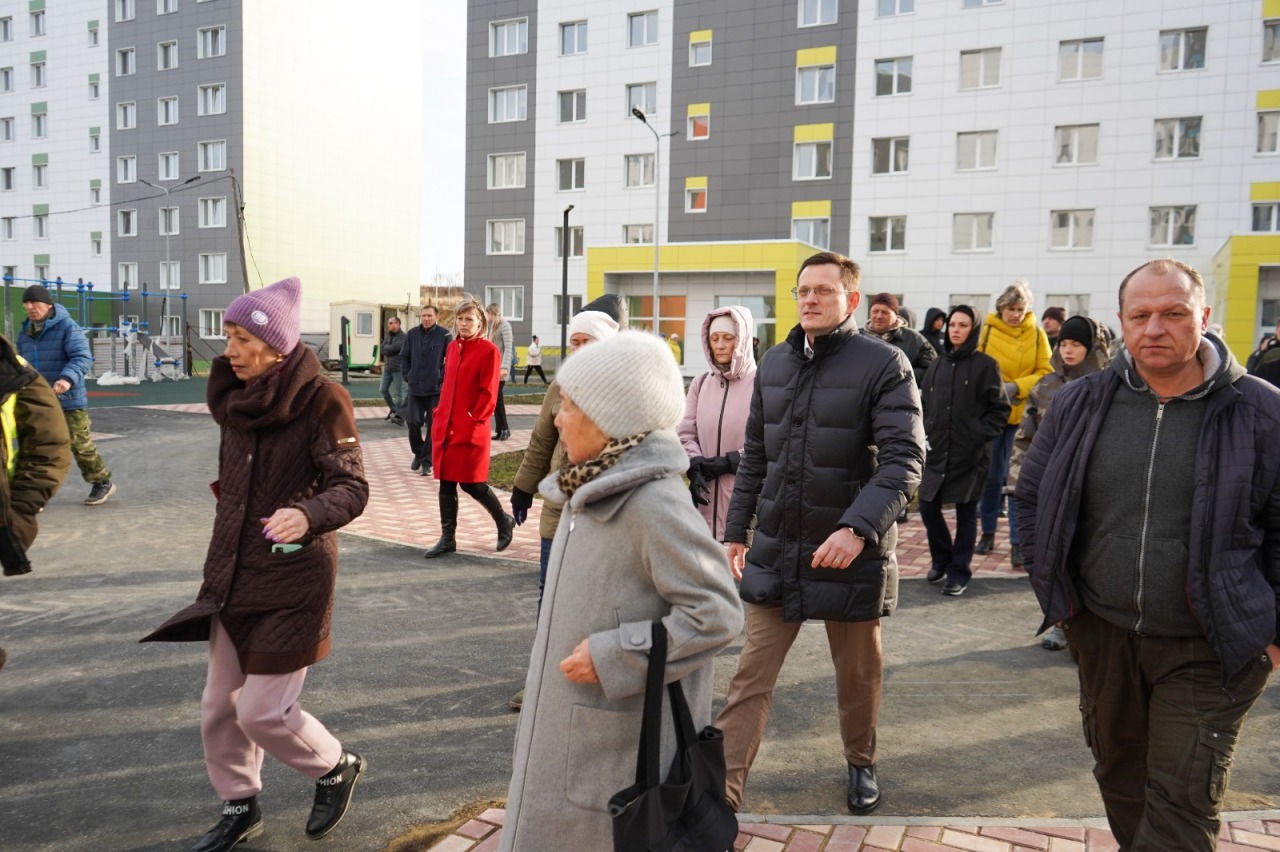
[
  {"xmin": 139, "ymin": 175, "xmax": 201, "ymax": 293},
  {"xmin": 631, "ymin": 107, "xmax": 678, "ymax": 336}
]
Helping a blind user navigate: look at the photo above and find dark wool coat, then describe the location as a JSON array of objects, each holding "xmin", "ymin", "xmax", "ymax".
[
  {"xmin": 1015, "ymin": 335, "xmax": 1280, "ymax": 679},
  {"xmin": 918, "ymin": 321, "xmax": 1009, "ymax": 505},
  {"xmin": 432, "ymin": 335, "xmax": 501, "ymax": 483},
  {"xmin": 725, "ymin": 316, "xmax": 925, "ymax": 623},
  {"xmin": 141, "ymin": 346, "xmax": 368, "ymax": 675}
]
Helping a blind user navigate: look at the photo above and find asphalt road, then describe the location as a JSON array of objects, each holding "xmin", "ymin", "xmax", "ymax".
[{"xmin": 1, "ymin": 406, "xmax": 1276, "ymax": 851}]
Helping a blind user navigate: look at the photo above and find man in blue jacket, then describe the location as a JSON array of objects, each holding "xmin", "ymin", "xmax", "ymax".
[
  {"xmin": 400, "ymin": 304, "xmax": 452, "ymax": 475},
  {"xmin": 18, "ymin": 286, "xmax": 115, "ymax": 505},
  {"xmin": 1016, "ymin": 259, "xmax": 1280, "ymax": 851}
]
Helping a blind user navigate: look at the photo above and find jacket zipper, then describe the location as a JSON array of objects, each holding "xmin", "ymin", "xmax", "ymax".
[
  {"xmin": 712, "ymin": 376, "xmax": 729, "ymax": 540},
  {"xmin": 1134, "ymin": 400, "xmax": 1166, "ymax": 634}
]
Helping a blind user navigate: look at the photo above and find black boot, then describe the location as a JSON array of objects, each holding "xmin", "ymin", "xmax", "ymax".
[
  {"xmin": 190, "ymin": 797, "xmax": 263, "ymax": 852},
  {"xmin": 306, "ymin": 750, "xmax": 365, "ymax": 840},
  {"xmin": 847, "ymin": 763, "xmax": 881, "ymax": 815},
  {"xmin": 476, "ymin": 486, "xmax": 515, "ymax": 552},
  {"xmin": 424, "ymin": 488, "xmax": 457, "ymax": 559},
  {"xmin": 974, "ymin": 533, "xmax": 994, "ymax": 555}
]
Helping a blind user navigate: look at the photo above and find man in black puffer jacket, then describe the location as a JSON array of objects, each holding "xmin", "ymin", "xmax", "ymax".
[
  {"xmin": 1016, "ymin": 259, "xmax": 1280, "ymax": 852},
  {"xmin": 716, "ymin": 251, "xmax": 924, "ymax": 816}
]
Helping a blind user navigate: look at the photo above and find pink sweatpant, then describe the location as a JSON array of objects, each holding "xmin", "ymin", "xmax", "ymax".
[{"xmin": 201, "ymin": 618, "xmax": 343, "ymax": 800}]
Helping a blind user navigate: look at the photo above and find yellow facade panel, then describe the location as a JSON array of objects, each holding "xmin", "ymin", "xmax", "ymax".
[
  {"xmin": 1251, "ymin": 183, "xmax": 1280, "ymax": 202},
  {"xmin": 791, "ymin": 200, "xmax": 832, "ymax": 218},
  {"xmin": 687, "ymin": 102, "xmax": 711, "ymax": 116},
  {"xmin": 685, "ymin": 175, "xmax": 708, "ymax": 190},
  {"xmin": 689, "ymin": 29, "xmax": 712, "ymax": 43},
  {"xmin": 796, "ymin": 46, "xmax": 837, "ymax": 67},
  {"xmin": 793, "ymin": 123, "xmax": 835, "ymax": 143},
  {"xmin": 1258, "ymin": 90, "xmax": 1280, "ymax": 110},
  {"xmin": 1264, "ymin": 0, "xmax": 1280, "ymax": 19},
  {"xmin": 1211, "ymin": 235, "xmax": 1280, "ymax": 359}
]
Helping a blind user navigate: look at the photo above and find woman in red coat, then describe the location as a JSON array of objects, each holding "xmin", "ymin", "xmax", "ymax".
[{"xmin": 424, "ymin": 296, "xmax": 515, "ymax": 558}]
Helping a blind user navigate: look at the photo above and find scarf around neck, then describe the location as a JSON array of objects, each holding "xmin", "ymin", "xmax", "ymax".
[{"xmin": 556, "ymin": 432, "xmax": 649, "ymax": 500}]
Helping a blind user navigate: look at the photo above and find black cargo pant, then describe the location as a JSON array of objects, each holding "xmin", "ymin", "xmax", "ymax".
[{"xmin": 1065, "ymin": 608, "xmax": 1273, "ymax": 851}]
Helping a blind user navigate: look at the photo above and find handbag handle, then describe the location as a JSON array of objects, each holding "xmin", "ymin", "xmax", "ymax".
[{"xmin": 632, "ymin": 621, "xmax": 700, "ymax": 788}]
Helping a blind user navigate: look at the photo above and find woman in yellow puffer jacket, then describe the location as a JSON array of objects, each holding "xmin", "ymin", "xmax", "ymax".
[{"xmin": 975, "ymin": 280, "xmax": 1051, "ymax": 566}]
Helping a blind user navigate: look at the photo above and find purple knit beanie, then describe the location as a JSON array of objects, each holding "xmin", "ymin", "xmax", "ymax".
[{"xmin": 223, "ymin": 276, "xmax": 302, "ymax": 355}]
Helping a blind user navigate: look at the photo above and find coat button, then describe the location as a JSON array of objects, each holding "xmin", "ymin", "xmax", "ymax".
[{"xmin": 629, "ymin": 631, "xmax": 646, "ymax": 647}]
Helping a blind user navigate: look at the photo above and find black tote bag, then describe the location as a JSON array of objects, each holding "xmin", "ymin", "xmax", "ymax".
[{"xmin": 608, "ymin": 621, "xmax": 738, "ymax": 852}]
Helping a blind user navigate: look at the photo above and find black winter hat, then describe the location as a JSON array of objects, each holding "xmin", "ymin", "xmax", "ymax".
[
  {"xmin": 21, "ymin": 285, "xmax": 53, "ymax": 306},
  {"xmin": 1056, "ymin": 316, "xmax": 1095, "ymax": 353}
]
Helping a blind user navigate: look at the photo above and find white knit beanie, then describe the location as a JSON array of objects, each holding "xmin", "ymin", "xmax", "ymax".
[
  {"xmin": 567, "ymin": 310, "xmax": 619, "ymax": 342},
  {"xmin": 556, "ymin": 331, "xmax": 685, "ymax": 439}
]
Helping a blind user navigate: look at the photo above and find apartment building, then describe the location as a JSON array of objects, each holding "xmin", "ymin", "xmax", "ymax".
[
  {"xmin": 1, "ymin": 0, "xmax": 422, "ymax": 358},
  {"xmin": 466, "ymin": 0, "xmax": 1280, "ymax": 372}
]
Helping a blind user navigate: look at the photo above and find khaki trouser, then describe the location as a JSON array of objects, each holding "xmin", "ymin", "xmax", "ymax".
[
  {"xmin": 714, "ymin": 601, "xmax": 882, "ymax": 811},
  {"xmin": 63, "ymin": 409, "xmax": 110, "ymax": 484}
]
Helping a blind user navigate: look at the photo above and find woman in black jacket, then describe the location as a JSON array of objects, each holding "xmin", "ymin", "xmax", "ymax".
[{"xmin": 918, "ymin": 306, "xmax": 1010, "ymax": 596}]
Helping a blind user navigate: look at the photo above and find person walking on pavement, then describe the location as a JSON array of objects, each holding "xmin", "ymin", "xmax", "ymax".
[
  {"xmin": 141, "ymin": 276, "xmax": 371, "ymax": 851},
  {"xmin": 400, "ymin": 305, "xmax": 452, "ymax": 475},
  {"xmin": 1041, "ymin": 306, "xmax": 1066, "ymax": 350},
  {"xmin": 424, "ymin": 297, "xmax": 514, "ymax": 559},
  {"xmin": 1017, "ymin": 259, "xmax": 1280, "ymax": 851},
  {"xmin": 716, "ymin": 251, "xmax": 925, "ymax": 815},
  {"xmin": 0, "ymin": 332, "xmax": 72, "ymax": 674},
  {"xmin": 17, "ymin": 285, "xmax": 116, "ymax": 505},
  {"xmin": 865, "ymin": 292, "xmax": 937, "ymax": 386},
  {"xmin": 678, "ymin": 305, "xmax": 757, "ymax": 540},
  {"xmin": 378, "ymin": 316, "xmax": 407, "ymax": 425},
  {"xmin": 522, "ymin": 335, "xmax": 548, "ymax": 385},
  {"xmin": 487, "ymin": 303, "xmax": 513, "ymax": 442},
  {"xmin": 917, "ymin": 306, "xmax": 1009, "ymax": 597}
]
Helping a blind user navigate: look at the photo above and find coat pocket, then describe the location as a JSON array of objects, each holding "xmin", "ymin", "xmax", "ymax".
[
  {"xmin": 565, "ymin": 703, "xmax": 643, "ymax": 812},
  {"xmin": 1187, "ymin": 723, "xmax": 1237, "ymax": 812}
]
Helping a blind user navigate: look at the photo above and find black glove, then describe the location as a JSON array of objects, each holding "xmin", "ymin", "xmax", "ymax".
[
  {"xmin": 510, "ymin": 486, "xmax": 533, "ymax": 526},
  {"xmin": 687, "ymin": 458, "xmax": 711, "ymax": 507},
  {"xmin": 702, "ymin": 456, "xmax": 732, "ymax": 478}
]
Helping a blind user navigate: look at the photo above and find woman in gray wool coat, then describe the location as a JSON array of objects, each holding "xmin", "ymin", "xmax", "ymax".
[{"xmin": 500, "ymin": 331, "xmax": 744, "ymax": 851}]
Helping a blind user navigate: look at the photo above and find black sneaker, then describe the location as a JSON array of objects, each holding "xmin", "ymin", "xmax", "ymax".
[
  {"xmin": 306, "ymin": 750, "xmax": 365, "ymax": 839},
  {"xmin": 926, "ymin": 566, "xmax": 945, "ymax": 583},
  {"xmin": 84, "ymin": 481, "xmax": 116, "ymax": 506},
  {"xmin": 190, "ymin": 797, "xmax": 263, "ymax": 852},
  {"xmin": 942, "ymin": 581, "xmax": 968, "ymax": 597}
]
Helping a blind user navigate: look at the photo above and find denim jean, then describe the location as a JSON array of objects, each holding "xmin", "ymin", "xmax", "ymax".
[
  {"xmin": 379, "ymin": 369, "xmax": 404, "ymax": 413},
  {"xmin": 979, "ymin": 424, "xmax": 1019, "ymax": 541}
]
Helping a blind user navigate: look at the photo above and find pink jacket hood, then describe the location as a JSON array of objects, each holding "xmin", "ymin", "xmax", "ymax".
[{"xmin": 698, "ymin": 305, "xmax": 757, "ymax": 381}]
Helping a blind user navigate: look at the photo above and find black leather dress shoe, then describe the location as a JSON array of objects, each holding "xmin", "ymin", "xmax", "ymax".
[
  {"xmin": 190, "ymin": 797, "xmax": 263, "ymax": 852},
  {"xmin": 847, "ymin": 763, "xmax": 881, "ymax": 815},
  {"xmin": 306, "ymin": 750, "xmax": 365, "ymax": 839}
]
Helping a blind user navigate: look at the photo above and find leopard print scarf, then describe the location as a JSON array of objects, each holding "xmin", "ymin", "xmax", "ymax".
[{"xmin": 556, "ymin": 432, "xmax": 649, "ymax": 500}]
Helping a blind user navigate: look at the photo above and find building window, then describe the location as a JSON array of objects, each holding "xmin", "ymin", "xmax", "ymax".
[
  {"xmin": 117, "ymin": 101, "xmax": 137, "ymax": 130},
  {"xmin": 1149, "ymin": 206, "xmax": 1196, "ymax": 246},
  {"xmin": 797, "ymin": 64, "xmax": 836, "ymax": 104},
  {"xmin": 90, "ymin": 183, "xmax": 101, "ymax": 203},
  {"xmin": 117, "ymin": 47, "xmax": 135, "ymax": 76},
  {"xmin": 31, "ymin": 112, "xmax": 47, "ymax": 139},
  {"xmin": 0, "ymin": 116, "xmax": 11, "ymax": 141},
  {"xmin": 117, "ymin": 156, "xmax": 137, "ymax": 183},
  {"xmin": 962, "ymin": 0, "xmax": 1002, "ymax": 6},
  {"xmin": 1253, "ymin": 203, "xmax": 1280, "ymax": 232},
  {"xmin": 158, "ymin": 40, "xmax": 178, "ymax": 70},
  {"xmin": 487, "ymin": 152, "xmax": 525, "ymax": 189},
  {"xmin": 1259, "ymin": 111, "xmax": 1279, "ymax": 154},
  {"xmin": 90, "ymin": 130, "xmax": 101, "ymax": 152},
  {"xmin": 560, "ymin": 21, "xmax": 588, "ymax": 55},
  {"xmin": 960, "ymin": 48, "xmax": 1001, "ymax": 89},
  {"xmin": 199, "ymin": 252, "xmax": 227, "ymax": 283},
  {"xmin": 487, "ymin": 219, "xmax": 525, "ymax": 255},
  {"xmin": 553, "ymin": 295, "xmax": 584, "ymax": 322},
  {"xmin": 32, "ymin": 163, "xmax": 47, "ymax": 188},
  {"xmin": 29, "ymin": 9, "xmax": 45, "ymax": 36},
  {"xmin": 628, "ymin": 11, "xmax": 658, "ymax": 47},
  {"xmin": 875, "ymin": 57, "xmax": 912, "ymax": 96},
  {"xmin": 0, "ymin": 217, "xmax": 13, "ymax": 239},
  {"xmin": 624, "ymin": 224, "xmax": 653, "ymax": 244},
  {"xmin": 0, "ymin": 17, "xmax": 10, "ymax": 41},
  {"xmin": 490, "ymin": 18, "xmax": 527, "ymax": 57},
  {"xmin": 686, "ymin": 187, "xmax": 707, "ymax": 213},
  {"xmin": 489, "ymin": 85, "xmax": 527, "ymax": 122},
  {"xmin": 199, "ymin": 196, "xmax": 226, "ymax": 227},
  {"xmin": 1051, "ymin": 209, "xmax": 1094, "ymax": 249},
  {"xmin": 957, "ymin": 130, "xmax": 998, "ymax": 170},
  {"xmin": 872, "ymin": 137, "xmax": 909, "ymax": 174},
  {"xmin": 558, "ymin": 89, "xmax": 586, "ymax": 123},
  {"xmin": 116, "ymin": 0, "xmax": 136, "ymax": 21},
  {"xmin": 690, "ymin": 37, "xmax": 712, "ymax": 66},
  {"xmin": 89, "ymin": 78, "xmax": 100, "ymax": 99},
  {"xmin": 158, "ymin": 96, "xmax": 179, "ymax": 125},
  {"xmin": 199, "ymin": 83, "xmax": 226, "ymax": 115},
  {"xmin": 200, "ymin": 308, "xmax": 226, "ymax": 338},
  {"xmin": 485, "ymin": 286, "xmax": 524, "ymax": 320},
  {"xmin": 158, "ymin": 0, "xmax": 178, "ymax": 14},
  {"xmin": 877, "ymin": 0, "xmax": 914, "ymax": 17},
  {"xmin": 869, "ymin": 216, "xmax": 906, "ymax": 253},
  {"xmin": 624, "ymin": 153, "xmax": 654, "ymax": 188},
  {"xmin": 198, "ymin": 26, "xmax": 226, "ymax": 59},
  {"xmin": 627, "ymin": 82, "xmax": 656, "ymax": 116},
  {"xmin": 154, "ymin": 152, "xmax": 178, "ymax": 181},
  {"xmin": 792, "ymin": 217, "xmax": 830, "ymax": 249},
  {"xmin": 159, "ymin": 206, "xmax": 179, "ymax": 236},
  {"xmin": 34, "ymin": 265, "xmax": 49, "ymax": 282},
  {"xmin": 556, "ymin": 158, "xmax": 586, "ymax": 191},
  {"xmin": 793, "ymin": 141, "xmax": 832, "ymax": 180},
  {"xmin": 31, "ymin": 61, "xmax": 45, "ymax": 88},
  {"xmin": 1059, "ymin": 38, "xmax": 1103, "ymax": 81},
  {"xmin": 0, "ymin": 167, "xmax": 13, "ymax": 190},
  {"xmin": 799, "ymin": 0, "xmax": 837, "ymax": 27},
  {"xmin": 1266, "ymin": 20, "xmax": 1279, "ymax": 63},
  {"xmin": 953, "ymin": 212, "xmax": 994, "ymax": 251},
  {"xmin": 1160, "ymin": 28, "xmax": 1206, "ymax": 71},
  {"xmin": 0, "ymin": 68, "xmax": 12, "ymax": 92},
  {"xmin": 688, "ymin": 111, "xmax": 709, "ymax": 140},
  {"xmin": 92, "ymin": 235, "xmax": 102, "ymax": 256},
  {"xmin": 199, "ymin": 140, "xmax": 226, "ymax": 171},
  {"xmin": 1054, "ymin": 124, "xmax": 1099, "ymax": 165},
  {"xmin": 554, "ymin": 226, "xmax": 585, "ymax": 259},
  {"xmin": 118, "ymin": 209, "xmax": 138, "ymax": 237},
  {"xmin": 88, "ymin": 24, "xmax": 98, "ymax": 46},
  {"xmin": 1154, "ymin": 117, "xmax": 1201, "ymax": 160}
]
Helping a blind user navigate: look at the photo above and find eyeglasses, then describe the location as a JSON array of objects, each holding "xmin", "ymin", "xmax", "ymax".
[{"xmin": 791, "ymin": 286, "xmax": 847, "ymax": 300}]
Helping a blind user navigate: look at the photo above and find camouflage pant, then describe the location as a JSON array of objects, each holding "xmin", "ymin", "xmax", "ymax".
[{"xmin": 64, "ymin": 409, "xmax": 111, "ymax": 485}]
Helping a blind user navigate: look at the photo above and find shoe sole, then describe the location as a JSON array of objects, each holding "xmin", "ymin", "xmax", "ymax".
[
  {"xmin": 84, "ymin": 483, "xmax": 117, "ymax": 505},
  {"xmin": 307, "ymin": 758, "xmax": 364, "ymax": 840},
  {"xmin": 848, "ymin": 797, "xmax": 881, "ymax": 815},
  {"xmin": 943, "ymin": 586, "xmax": 967, "ymax": 596},
  {"xmin": 926, "ymin": 572, "xmax": 945, "ymax": 584},
  {"xmin": 237, "ymin": 820, "xmax": 265, "ymax": 846}
]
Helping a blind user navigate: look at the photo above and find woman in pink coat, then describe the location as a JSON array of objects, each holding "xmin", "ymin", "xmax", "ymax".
[{"xmin": 677, "ymin": 305, "xmax": 757, "ymax": 540}]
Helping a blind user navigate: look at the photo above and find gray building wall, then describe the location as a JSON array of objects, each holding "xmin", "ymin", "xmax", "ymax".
[
  {"xmin": 464, "ymin": 0, "xmax": 537, "ymax": 345},
  {"xmin": 667, "ymin": 0, "xmax": 857, "ymax": 254},
  {"xmin": 108, "ymin": 0, "xmax": 243, "ymax": 328}
]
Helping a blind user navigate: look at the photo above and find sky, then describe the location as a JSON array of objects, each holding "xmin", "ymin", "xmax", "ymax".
[{"xmin": 420, "ymin": 6, "xmax": 469, "ymax": 282}]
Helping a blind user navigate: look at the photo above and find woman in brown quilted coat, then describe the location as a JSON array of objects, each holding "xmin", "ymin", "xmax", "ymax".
[{"xmin": 142, "ymin": 277, "xmax": 369, "ymax": 852}]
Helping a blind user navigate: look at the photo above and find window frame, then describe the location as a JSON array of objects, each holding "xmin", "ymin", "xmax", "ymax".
[
  {"xmin": 869, "ymin": 216, "xmax": 907, "ymax": 253},
  {"xmin": 200, "ymin": 308, "xmax": 227, "ymax": 339},
  {"xmin": 199, "ymin": 195, "xmax": 226, "ymax": 228},
  {"xmin": 31, "ymin": 163, "xmax": 47, "ymax": 189},
  {"xmin": 117, "ymin": 155, "xmax": 137, "ymax": 184},
  {"xmin": 874, "ymin": 57, "xmax": 912, "ymax": 97},
  {"xmin": 489, "ymin": 85, "xmax": 528, "ymax": 123},
  {"xmin": 490, "ymin": 17, "xmax": 528, "ymax": 57},
  {"xmin": 871, "ymin": 136, "xmax": 910, "ymax": 174},
  {"xmin": 626, "ymin": 82, "xmax": 657, "ymax": 116},
  {"xmin": 1154, "ymin": 116, "xmax": 1202, "ymax": 161},
  {"xmin": 30, "ymin": 9, "xmax": 45, "ymax": 36},
  {"xmin": 798, "ymin": 0, "xmax": 837, "ymax": 28},
  {"xmin": 624, "ymin": 153, "xmax": 655, "ymax": 188},
  {"xmin": 685, "ymin": 187, "xmax": 708, "ymax": 213},
  {"xmin": 1265, "ymin": 19, "xmax": 1279, "ymax": 63},
  {"xmin": 1258, "ymin": 111, "xmax": 1279, "ymax": 155},
  {"xmin": 30, "ymin": 60, "xmax": 45, "ymax": 88},
  {"xmin": 627, "ymin": 11, "xmax": 658, "ymax": 48},
  {"xmin": 797, "ymin": 64, "xmax": 836, "ymax": 104},
  {"xmin": 31, "ymin": 111, "xmax": 47, "ymax": 139},
  {"xmin": 687, "ymin": 112, "xmax": 710, "ymax": 140},
  {"xmin": 959, "ymin": 47, "xmax": 1002, "ymax": 90},
  {"xmin": 1058, "ymin": 37, "xmax": 1104, "ymax": 82},
  {"xmin": 159, "ymin": 205, "xmax": 180, "ymax": 237},
  {"xmin": 198, "ymin": 82, "xmax": 226, "ymax": 116},
  {"xmin": 199, "ymin": 253, "xmax": 228, "ymax": 284},
  {"xmin": 623, "ymin": 224, "xmax": 654, "ymax": 244},
  {"xmin": 792, "ymin": 217, "xmax": 831, "ymax": 250},
  {"xmin": 560, "ymin": 20, "xmax": 588, "ymax": 56},
  {"xmin": 198, "ymin": 139, "xmax": 227, "ymax": 172},
  {"xmin": 198, "ymin": 26, "xmax": 226, "ymax": 59},
  {"xmin": 116, "ymin": 47, "xmax": 136, "ymax": 77},
  {"xmin": 0, "ymin": 67, "xmax": 12, "ymax": 93},
  {"xmin": 957, "ymin": 130, "xmax": 998, "ymax": 171},
  {"xmin": 1159, "ymin": 27, "xmax": 1207, "ymax": 72},
  {"xmin": 953, "ymin": 212, "xmax": 995, "ymax": 252},
  {"xmin": 116, "ymin": 0, "xmax": 136, "ymax": 22},
  {"xmin": 487, "ymin": 152, "xmax": 526, "ymax": 190},
  {"xmin": 554, "ymin": 225, "xmax": 585, "ymax": 259},
  {"xmin": 690, "ymin": 39, "xmax": 712, "ymax": 67},
  {"xmin": 485, "ymin": 285, "xmax": 524, "ymax": 321},
  {"xmin": 1148, "ymin": 205, "xmax": 1197, "ymax": 247},
  {"xmin": 158, "ymin": 95, "xmax": 180, "ymax": 126},
  {"xmin": 1050, "ymin": 209, "xmax": 1095, "ymax": 250},
  {"xmin": 1053, "ymin": 123, "xmax": 1100, "ymax": 166},
  {"xmin": 118, "ymin": 208, "xmax": 138, "ymax": 237},
  {"xmin": 159, "ymin": 151, "xmax": 179, "ymax": 180},
  {"xmin": 558, "ymin": 89, "xmax": 586, "ymax": 124},
  {"xmin": 158, "ymin": 39, "xmax": 178, "ymax": 70},
  {"xmin": 1252, "ymin": 202, "xmax": 1280, "ymax": 232},
  {"xmin": 793, "ymin": 140, "xmax": 833, "ymax": 180},
  {"xmin": 117, "ymin": 101, "xmax": 137, "ymax": 130},
  {"xmin": 486, "ymin": 219, "xmax": 526, "ymax": 255},
  {"xmin": 556, "ymin": 157, "xmax": 586, "ymax": 192},
  {"xmin": 876, "ymin": 0, "xmax": 915, "ymax": 18}
]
